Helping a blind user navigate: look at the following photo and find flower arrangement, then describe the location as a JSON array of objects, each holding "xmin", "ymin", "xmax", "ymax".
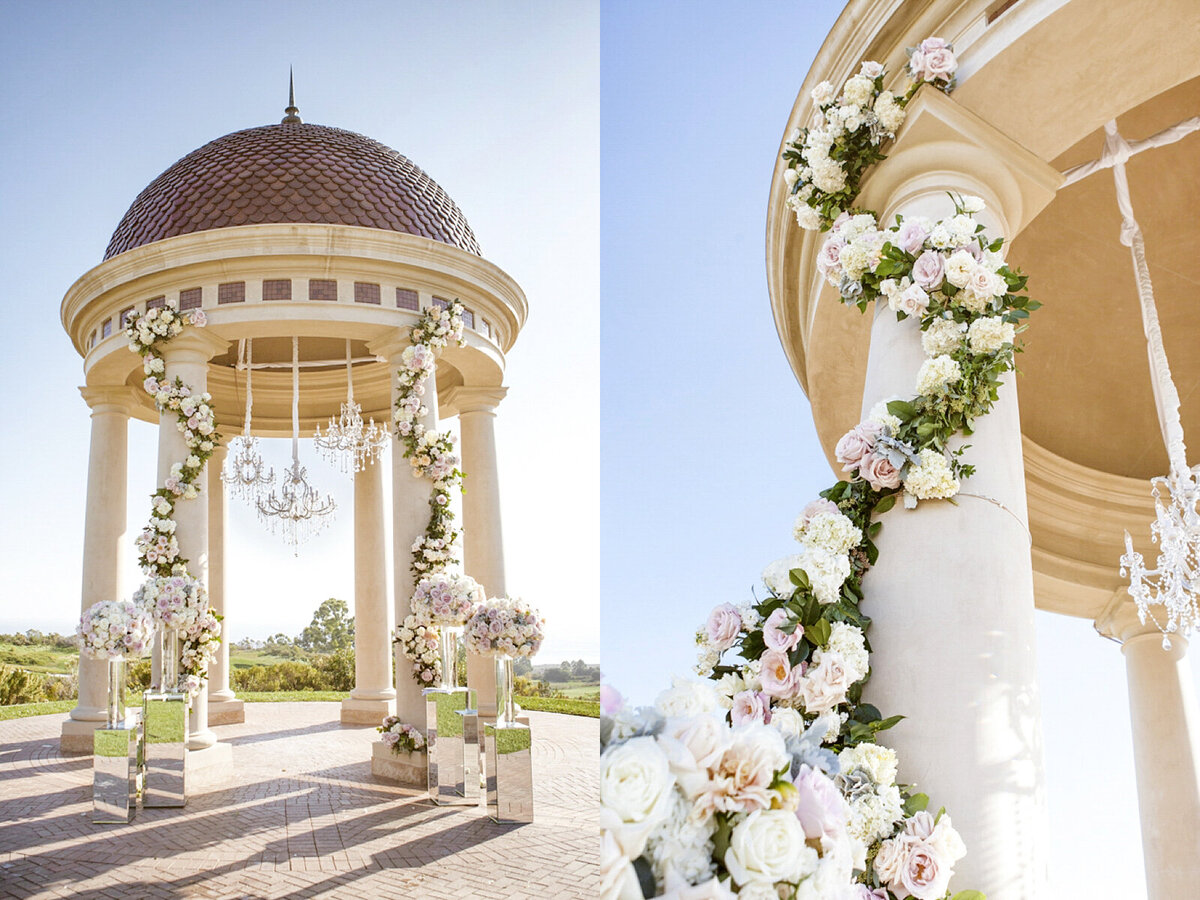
[
  {"xmin": 378, "ymin": 715, "xmax": 426, "ymax": 754},
  {"xmin": 390, "ymin": 300, "xmax": 473, "ymax": 685},
  {"xmin": 464, "ymin": 596, "xmax": 545, "ymax": 658},
  {"xmin": 819, "ymin": 195, "xmax": 1038, "ymax": 504},
  {"xmin": 395, "ymin": 612, "xmax": 441, "ymax": 688},
  {"xmin": 77, "ymin": 599, "xmax": 155, "ymax": 660},
  {"xmin": 781, "ymin": 39, "xmax": 957, "ymax": 232},
  {"xmin": 117, "ymin": 304, "xmax": 223, "ymax": 694},
  {"xmin": 605, "ymin": 36, "xmax": 1014, "ymax": 899},
  {"xmin": 411, "ymin": 571, "xmax": 485, "ymax": 627}
]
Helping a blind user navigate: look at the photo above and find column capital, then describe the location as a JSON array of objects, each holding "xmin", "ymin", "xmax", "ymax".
[
  {"xmin": 79, "ymin": 385, "xmax": 138, "ymax": 414},
  {"xmin": 1094, "ymin": 587, "xmax": 1185, "ymax": 652},
  {"xmin": 443, "ymin": 385, "xmax": 508, "ymax": 415},
  {"xmin": 858, "ymin": 87, "xmax": 1063, "ymax": 237},
  {"xmin": 158, "ymin": 328, "xmax": 229, "ymax": 365},
  {"xmin": 367, "ymin": 328, "xmax": 413, "ymax": 364}
]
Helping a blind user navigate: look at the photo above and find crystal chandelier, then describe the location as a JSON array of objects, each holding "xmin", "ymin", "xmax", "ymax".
[
  {"xmin": 222, "ymin": 338, "xmax": 274, "ymax": 502},
  {"xmin": 256, "ymin": 336, "xmax": 337, "ymax": 552},
  {"xmin": 313, "ymin": 338, "xmax": 387, "ymax": 474},
  {"xmin": 1071, "ymin": 119, "xmax": 1200, "ymax": 648}
]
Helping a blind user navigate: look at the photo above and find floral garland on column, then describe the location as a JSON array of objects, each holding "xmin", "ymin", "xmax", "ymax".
[
  {"xmin": 601, "ymin": 40, "xmax": 1028, "ymax": 900},
  {"xmin": 390, "ymin": 300, "xmax": 469, "ymax": 688},
  {"xmin": 125, "ymin": 305, "xmax": 223, "ymax": 695}
]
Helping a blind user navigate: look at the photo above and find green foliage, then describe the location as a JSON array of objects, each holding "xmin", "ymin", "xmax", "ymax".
[
  {"xmin": 513, "ymin": 656, "xmax": 533, "ymax": 677},
  {"xmin": 297, "ymin": 598, "xmax": 355, "ymax": 654},
  {"xmin": 232, "ymin": 661, "xmax": 326, "ymax": 692},
  {"xmin": 313, "ymin": 647, "xmax": 355, "ymax": 692},
  {"xmin": 0, "ymin": 663, "xmax": 76, "ymax": 705}
]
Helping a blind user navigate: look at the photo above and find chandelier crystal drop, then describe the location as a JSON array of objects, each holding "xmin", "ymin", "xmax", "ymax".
[
  {"xmin": 313, "ymin": 338, "xmax": 387, "ymax": 474},
  {"xmin": 222, "ymin": 338, "xmax": 274, "ymax": 501},
  {"xmin": 256, "ymin": 336, "xmax": 337, "ymax": 552}
]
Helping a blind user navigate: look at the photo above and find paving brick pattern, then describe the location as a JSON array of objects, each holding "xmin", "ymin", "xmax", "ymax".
[{"xmin": 0, "ymin": 704, "xmax": 598, "ymax": 899}]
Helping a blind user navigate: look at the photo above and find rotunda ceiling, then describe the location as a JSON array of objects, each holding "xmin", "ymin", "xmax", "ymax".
[
  {"xmin": 1007, "ymin": 75, "xmax": 1200, "ymax": 481},
  {"xmin": 104, "ymin": 121, "xmax": 479, "ymax": 259}
]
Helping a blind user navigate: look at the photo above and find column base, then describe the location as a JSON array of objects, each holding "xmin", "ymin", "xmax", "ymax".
[
  {"xmin": 371, "ymin": 741, "xmax": 426, "ymax": 787},
  {"xmin": 341, "ymin": 696, "xmax": 395, "ymax": 726},
  {"xmin": 187, "ymin": 728, "xmax": 218, "ymax": 751},
  {"xmin": 61, "ymin": 717, "xmax": 105, "ymax": 755},
  {"xmin": 184, "ymin": 741, "xmax": 232, "ymax": 791},
  {"xmin": 208, "ymin": 698, "xmax": 245, "ymax": 726}
]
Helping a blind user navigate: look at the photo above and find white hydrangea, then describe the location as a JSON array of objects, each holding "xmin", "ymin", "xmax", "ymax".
[
  {"xmin": 947, "ymin": 214, "xmax": 977, "ymax": 245},
  {"xmin": 967, "ymin": 316, "xmax": 1015, "ymax": 354},
  {"xmin": 794, "ymin": 511, "xmax": 862, "ymax": 555},
  {"xmin": 873, "ymin": 90, "xmax": 905, "ymax": 132},
  {"xmin": 915, "ymin": 354, "xmax": 962, "ymax": 395},
  {"xmin": 904, "ymin": 448, "xmax": 960, "ymax": 500},
  {"xmin": 646, "ymin": 790, "xmax": 717, "ymax": 888},
  {"xmin": 811, "ymin": 158, "xmax": 847, "ymax": 193},
  {"xmin": 797, "ymin": 544, "xmax": 851, "ymax": 605},
  {"xmin": 838, "ymin": 243, "xmax": 871, "ymax": 281},
  {"xmin": 827, "ymin": 622, "xmax": 869, "ymax": 683},
  {"xmin": 867, "ymin": 398, "xmax": 903, "ymax": 434},
  {"xmin": 845, "ymin": 782, "xmax": 904, "ymax": 845},
  {"xmin": 841, "ymin": 74, "xmax": 874, "ymax": 107},
  {"xmin": 839, "ymin": 742, "xmax": 899, "ymax": 789},
  {"xmin": 921, "ymin": 317, "xmax": 967, "ymax": 357}
]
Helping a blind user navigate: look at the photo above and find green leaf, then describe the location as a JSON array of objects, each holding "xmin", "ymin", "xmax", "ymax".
[
  {"xmin": 903, "ymin": 792, "xmax": 929, "ymax": 816},
  {"xmin": 873, "ymin": 493, "xmax": 896, "ymax": 515},
  {"xmin": 867, "ymin": 521, "xmax": 882, "ymax": 538},
  {"xmin": 806, "ymin": 617, "xmax": 831, "ymax": 647},
  {"xmin": 886, "ymin": 400, "xmax": 918, "ymax": 422},
  {"xmin": 852, "ymin": 703, "xmax": 882, "ymax": 723},
  {"xmin": 951, "ymin": 891, "xmax": 987, "ymax": 900},
  {"xmin": 789, "ymin": 567, "xmax": 810, "ymax": 589},
  {"xmin": 712, "ymin": 814, "xmax": 732, "ymax": 860},
  {"xmin": 872, "ymin": 714, "xmax": 904, "ymax": 733}
]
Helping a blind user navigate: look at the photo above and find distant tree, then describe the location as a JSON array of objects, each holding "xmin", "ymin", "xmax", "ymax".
[
  {"xmin": 297, "ymin": 599, "xmax": 355, "ymax": 654},
  {"xmin": 571, "ymin": 659, "xmax": 588, "ymax": 676},
  {"xmin": 543, "ymin": 666, "xmax": 570, "ymax": 683},
  {"xmin": 513, "ymin": 656, "xmax": 533, "ymax": 677}
]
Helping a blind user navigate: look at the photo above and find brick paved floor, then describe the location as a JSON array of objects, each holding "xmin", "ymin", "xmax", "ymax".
[{"xmin": 0, "ymin": 703, "xmax": 599, "ymax": 899}]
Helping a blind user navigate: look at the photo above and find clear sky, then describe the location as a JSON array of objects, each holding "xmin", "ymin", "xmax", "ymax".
[
  {"xmin": 0, "ymin": 2, "xmax": 599, "ymax": 664},
  {"xmin": 598, "ymin": 2, "xmax": 1186, "ymax": 897}
]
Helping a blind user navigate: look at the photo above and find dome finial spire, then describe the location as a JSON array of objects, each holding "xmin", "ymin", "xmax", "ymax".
[{"xmin": 282, "ymin": 67, "xmax": 302, "ymax": 124}]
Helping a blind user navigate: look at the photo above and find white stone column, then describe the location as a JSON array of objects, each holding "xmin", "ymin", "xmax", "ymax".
[
  {"xmin": 1097, "ymin": 598, "xmax": 1200, "ymax": 897},
  {"xmin": 62, "ymin": 387, "xmax": 134, "ymax": 753},
  {"xmin": 852, "ymin": 91, "xmax": 1060, "ymax": 899},
  {"xmin": 206, "ymin": 442, "xmax": 243, "ymax": 725},
  {"xmin": 450, "ymin": 386, "xmax": 509, "ymax": 717},
  {"xmin": 157, "ymin": 329, "xmax": 226, "ymax": 752},
  {"xmin": 341, "ymin": 455, "xmax": 397, "ymax": 725},
  {"xmin": 375, "ymin": 333, "xmax": 440, "ymax": 726}
]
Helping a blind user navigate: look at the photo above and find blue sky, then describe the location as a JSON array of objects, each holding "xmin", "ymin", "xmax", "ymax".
[
  {"xmin": 599, "ymin": 2, "xmax": 1158, "ymax": 896},
  {"xmin": 0, "ymin": 1, "xmax": 599, "ymax": 663}
]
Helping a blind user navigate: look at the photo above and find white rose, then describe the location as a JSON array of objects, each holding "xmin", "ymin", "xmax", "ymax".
[
  {"xmin": 724, "ymin": 809, "xmax": 818, "ymax": 886},
  {"xmin": 656, "ymin": 676, "xmax": 719, "ymax": 719},
  {"xmin": 799, "ymin": 650, "xmax": 852, "ymax": 715},
  {"xmin": 770, "ymin": 706, "xmax": 805, "ymax": 740},
  {"xmin": 599, "ymin": 736, "xmax": 676, "ymax": 859},
  {"xmin": 943, "ymin": 250, "xmax": 975, "ymax": 288},
  {"xmin": 810, "ymin": 81, "xmax": 836, "ymax": 107},
  {"xmin": 841, "ymin": 74, "xmax": 873, "ymax": 108}
]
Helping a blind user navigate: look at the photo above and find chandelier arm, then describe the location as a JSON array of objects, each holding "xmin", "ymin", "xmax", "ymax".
[
  {"xmin": 291, "ymin": 335, "xmax": 300, "ymax": 466},
  {"xmin": 1105, "ymin": 120, "xmax": 1190, "ymax": 481}
]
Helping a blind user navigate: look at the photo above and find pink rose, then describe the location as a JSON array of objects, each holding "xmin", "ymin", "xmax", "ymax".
[
  {"xmin": 915, "ymin": 38, "xmax": 957, "ymax": 83},
  {"xmin": 896, "ymin": 283, "xmax": 930, "ymax": 317},
  {"xmin": 763, "ymin": 608, "xmax": 803, "ymax": 653},
  {"xmin": 799, "ymin": 498, "xmax": 839, "ymax": 524},
  {"xmin": 600, "ymin": 684, "xmax": 623, "ymax": 716},
  {"xmin": 911, "ymin": 250, "xmax": 946, "ymax": 290},
  {"xmin": 799, "ymin": 651, "xmax": 851, "ymax": 715},
  {"xmin": 895, "ymin": 221, "xmax": 929, "ymax": 255},
  {"xmin": 730, "ymin": 690, "xmax": 771, "ymax": 726},
  {"xmin": 816, "ymin": 237, "xmax": 845, "ymax": 280},
  {"xmin": 793, "ymin": 764, "xmax": 849, "ymax": 841},
  {"xmin": 706, "ymin": 603, "xmax": 742, "ymax": 651},
  {"xmin": 854, "ymin": 888, "xmax": 889, "ymax": 900},
  {"xmin": 860, "ymin": 451, "xmax": 901, "ymax": 491},
  {"xmin": 859, "ymin": 60, "xmax": 884, "ymax": 79},
  {"xmin": 901, "ymin": 844, "xmax": 950, "ymax": 900},
  {"xmin": 835, "ymin": 422, "xmax": 882, "ymax": 473},
  {"xmin": 968, "ymin": 265, "xmax": 996, "ymax": 300},
  {"xmin": 759, "ymin": 649, "xmax": 800, "ymax": 698}
]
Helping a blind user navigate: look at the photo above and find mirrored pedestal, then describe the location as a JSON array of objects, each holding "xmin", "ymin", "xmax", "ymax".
[{"xmin": 484, "ymin": 722, "xmax": 533, "ymax": 824}]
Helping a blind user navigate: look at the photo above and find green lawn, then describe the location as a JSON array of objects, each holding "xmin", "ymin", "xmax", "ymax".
[
  {"xmin": 0, "ymin": 700, "xmax": 74, "ymax": 721},
  {"xmin": 229, "ymin": 649, "xmax": 305, "ymax": 669},
  {"xmin": 516, "ymin": 695, "xmax": 600, "ymax": 718},
  {"xmin": 0, "ymin": 642, "xmax": 77, "ymax": 675}
]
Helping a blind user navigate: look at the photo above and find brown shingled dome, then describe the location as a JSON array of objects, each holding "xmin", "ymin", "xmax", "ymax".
[{"xmin": 104, "ymin": 122, "xmax": 480, "ymax": 259}]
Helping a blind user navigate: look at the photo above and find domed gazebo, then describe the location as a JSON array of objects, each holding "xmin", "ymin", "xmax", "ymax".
[
  {"xmin": 60, "ymin": 93, "xmax": 527, "ymax": 770},
  {"xmin": 766, "ymin": 1, "xmax": 1200, "ymax": 896}
]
